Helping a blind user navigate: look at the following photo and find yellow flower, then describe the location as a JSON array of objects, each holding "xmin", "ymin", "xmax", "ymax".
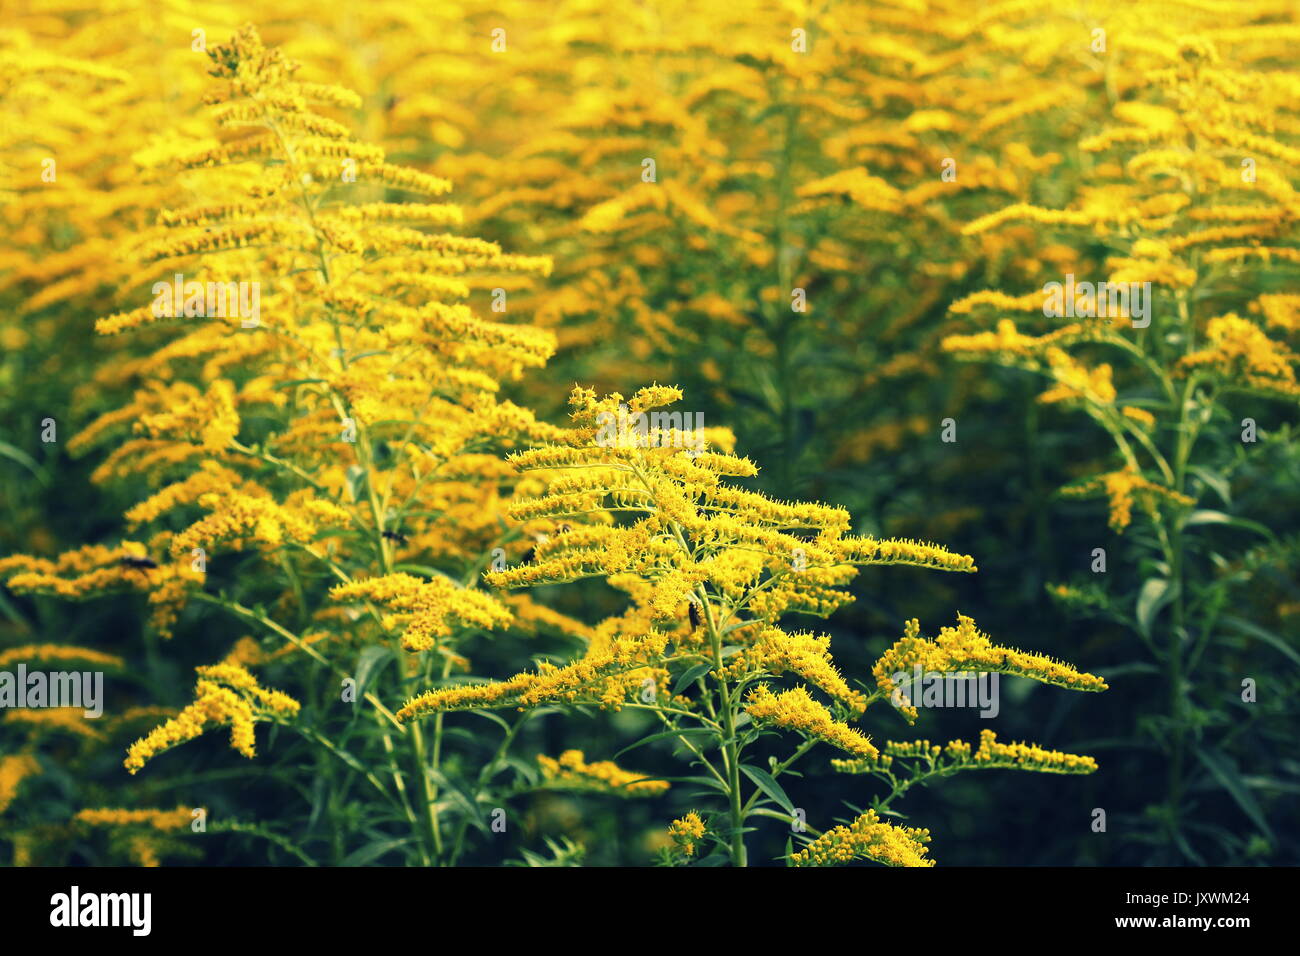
[
  {"xmin": 668, "ymin": 811, "xmax": 707, "ymax": 858},
  {"xmin": 0, "ymin": 755, "xmax": 41, "ymax": 814},
  {"xmin": 744, "ymin": 684, "xmax": 877, "ymax": 758},
  {"xmin": 75, "ymin": 807, "xmax": 195, "ymax": 832},
  {"xmin": 331, "ymin": 573, "xmax": 513, "ymax": 652},
  {"xmin": 124, "ymin": 663, "xmax": 299, "ymax": 774},
  {"xmin": 1180, "ymin": 314, "xmax": 1299, "ymax": 400},
  {"xmin": 723, "ymin": 627, "xmax": 865, "ymax": 714},
  {"xmin": 790, "ymin": 808, "xmax": 934, "ymax": 867},
  {"xmin": 873, "ymin": 615, "xmax": 1107, "ymax": 721},
  {"xmin": 1060, "ymin": 467, "xmax": 1195, "ymax": 533},
  {"xmin": 537, "ymin": 750, "xmax": 669, "ymax": 797},
  {"xmin": 0, "ymin": 645, "xmax": 124, "ymax": 670},
  {"xmin": 833, "ymin": 730, "xmax": 1098, "ymax": 777}
]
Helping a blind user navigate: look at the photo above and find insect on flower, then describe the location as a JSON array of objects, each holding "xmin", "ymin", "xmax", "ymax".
[
  {"xmin": 521, "ymin": 526, "xmax": 567, "ymax": 565},
  {"xmin": 118, "ymin": 555, "xmax": 159, "ymax": 572}
]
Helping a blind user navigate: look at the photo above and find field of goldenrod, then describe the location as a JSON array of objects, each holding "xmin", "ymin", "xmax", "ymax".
[{"xmin": 1, "ymin": 1, "xmax": 1298, "ymax": 868}]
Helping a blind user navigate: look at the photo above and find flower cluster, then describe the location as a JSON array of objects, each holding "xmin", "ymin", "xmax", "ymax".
[
  {"xmin": 124, "ymin": 664, "xmax": 300, "ymax": 774},
  {"xmin": 789, "ymin": 809, "xmax": 934, "ymax": 868},
  {"xmin": 873, "ymin": 616, "xmax": 1108, "ymax": 722},
  {"xmin": 536, "ymin": 750, "xmax": 669, "ymax": 797}
]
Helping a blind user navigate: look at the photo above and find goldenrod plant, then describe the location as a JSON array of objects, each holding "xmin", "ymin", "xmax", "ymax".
[
  {"xmin": 1, "ymin": 4, "xmax": 1296, "ymax": 868},
  {"xmin": 944, "ymin": 30, "xmax": 1300, "ymax": 862},
  {"xmin": 2, "ymin": 26, "xmax": 561, "ymax": 866},
  {"xmin": 396, "ymin": 385, "xmax": 1106, "ymax": 866}
]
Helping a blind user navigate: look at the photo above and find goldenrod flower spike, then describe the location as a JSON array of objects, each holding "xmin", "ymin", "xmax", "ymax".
[
  {"xmin": 536, "ymin": 750, "xmax": 669, "ymax": 797},
  {"xmin": 0, "ymin": 645, "xmax": 125, "ymax": 671},
  {"xmin": 397, "ymin": 629, "xmax": 671, "ymax": 721},
  {"xmin": 744, "ymin": 685, "xmax": 878, "ymax": 758},
  {"xmin": 75, "ymin": 807, "xmax": 195, "ymax": 832},
  {"xmin": 1, "ymin": 543, "xmax": 203, "ymax": 639},
  {"xmin": 1179, "ymin": 314, "xmax": 1300, "ymax": 401},
  {"xmin": 124, "ymin": 664, "xmax": 299, "ymax": 774},
  {"xmin": 873, "ymin": 614, "xmax": 1107, "ymax": 723},
  {"xmin": 73, "ymin": 807, "xmax": 202, "ymax": 867},
  {"xmin": 1059, "ymin": 467, "xmax": 1195, "ymax": 534},
  {"xmin": 330, "ymin": 574, "xmax": 513, "ymax": 652},
  {"xmin": 723, "ymin": 627, "xmax": 866, "ymax": 714},
  {"xmin": 833, "ymin": 730, "xmax": 1099, "ymax": 777},
  {"xmin": 790, "ymin": 809, "xmax": 934, "ymax": 868},
  {"xmin": 0, "ymin": 755, "xmax": 42, "ymax": 815}
]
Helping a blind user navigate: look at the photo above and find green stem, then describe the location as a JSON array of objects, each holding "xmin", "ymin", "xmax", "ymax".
[
  {"xmin": 700, "ymin": 587, "xmax": 747, "ymax": 867},
  {"xmin": 409, "ymin": 720, "xmax": 441, "ymax": 864}
]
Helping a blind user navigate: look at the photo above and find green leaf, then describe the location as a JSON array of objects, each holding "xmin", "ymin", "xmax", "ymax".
[
  {"xmin": 427, "ymin": 769, "xmax": 490, "ymax": 831},
  {"xmin": 1196, "ymin": 748, "xmax": 1273, "ymax": 840},
  {"xmin": 1135, "ymin": 578, "xmax": 1171, "ymax": 638},
  {"xmin": 1172, "ymin": 828, "xmax": 1206, "ymax": 866},
  {"xmin": 1188, "ymin": 466, "xmax": 1231, "ymax": 507},
  {"xmin": 340, "ymin": 837, "xmax": 411, "ymax": 866},
  {"xmin": 1183, "ymin": 510, "xmax": 1274, "ymax": 539},
  {"xmin": 1220, "ymin": 616, "xmax": 1300, "ymax": 669},
  {"xmin": 670, "ymin": 774, "xmax": 730, "ymax": 794},
  {"xmin": 345, "ymin": 464, "xmax": 367, "ymax": 501},
  {"xmin": 672, "ymin": 663, "xmax": 713, "ymax": 696},
  {"xmin": 352, "ymin": 645, "xmax": 392, "ymax": 698},
  {"xmin": 740, "ymin": 764, "xmax": 796, "ymax": 816},
  {"xmin": 0, "ymin": 440, "xmax": 47, "ymax": 485},
  {"xmin": 464, "ymin": 709, "xmax": 514, "ymax": 734}
]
